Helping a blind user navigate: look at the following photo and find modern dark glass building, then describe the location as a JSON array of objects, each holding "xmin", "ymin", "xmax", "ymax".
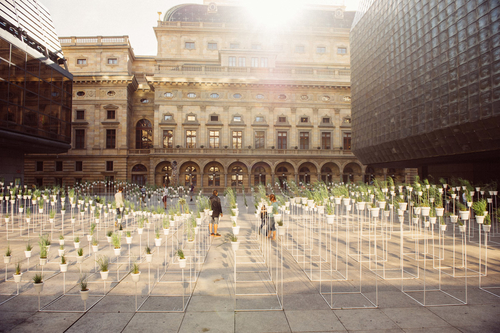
[
  {"xmin": 351, "ymin": 0, "xmax": 500, "ymax": 182},
  {"xmin": 0, "ymin": 0, "xmax": 72, "ymax": 185}
]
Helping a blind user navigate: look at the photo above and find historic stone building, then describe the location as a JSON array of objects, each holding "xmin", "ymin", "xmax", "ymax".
[{"xmin": 24, "ymin": 1, "xmax": 409, "ymax": 191}]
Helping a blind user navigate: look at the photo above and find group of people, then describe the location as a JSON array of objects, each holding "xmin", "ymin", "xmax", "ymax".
[{"xmin": 114, "ymin": 186, "xmax": 278, "ymax": 240}]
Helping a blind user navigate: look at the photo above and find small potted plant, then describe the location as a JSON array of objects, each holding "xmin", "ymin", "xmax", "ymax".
[
  {"xmin": 145, "ymin": 246, "xmax": 153, "ymax": 263},
  {"xmin": 74, "ymin": 236, "xmax": 80, "ymax": 249},
  {"xmin": 33, "ymin": 273, "xmax": 43, "ymax": 293},
  {"xmin": 76, "ymin": 248, "xmax": 84, "ymax": 264},
  {"xmin": 225, "ymin": 233, "xmax": 240, "ymax": 252},
  {"xmin": 91, "ymin": 237, "xmax": 99, "ymax": 253},
  {"xmin": 276, "ymin": 219, "xmax": 286, "ymax": 236},
  {"xmin": 97, "ymin": 256, "xmax": 109, "ymax": 280},
  {"xmin": 126, "ymin": 231, "xmax": 132, "ymax": 244},
  {"xmin": 4, "ymin": 245, "xmax": 12, "ymax": 264},
  {"xmin": 13, "ymin": 262, "xmax": 22, "ymax": 283},
  {"xmin": 39, "ymin": 243, "xmax": 48, "ymax": 266},
  {"xmin": 59, "ymin": 234, "xmax": 65, "ymax": 246},
  {"xmin": 232, "ymin": 221, "xmax": 240, "ymax": 235},
  {"xmin": 79, "ymin": 274, "xmax": 89, "ymax": 301},
  {"xmin": 457, "ymin": 202, "xmax": 470, "ymax": 221},
  {"xmin": 472, "ymin": 199, "xmax": 487, "ymax": 224},
  {"xmin": 131, "ymin": 262, "xmax": 141, "ymax": 282},
  {"xmin": 58, "ymin": 245, "xmax": 65, "ymax": 257},
  {"xmin": 155, "ymin": 228, "xmax": 162, "ymax": 247},
  {"xmin": 25, "ymin": 242, "xmax": 33, "ymax": 258},
  {"xmin": 137, "ymin": 218, "xmax": 144, "ymax": 234},
  {"xmin": 162, "ymin": 218, "xmax": 170, "ymax": 235},
  {"xmin": 177, "ymin": 249, "xmax": 186, "ymax": 268},
  {"xmin": 26, "ymin": 207, "xmax": 31, "ymax": 223},
  {"xmin": 112, "ymin": 233, "xmax": 121, "ymax": 256},
  {"xmin": 60, "ymin": 255, "xmax": 68, "ymax": 272},
  {"xmin": 106, "ymin": 230, "xmax": 113, "ymax": 244},
  {"xmin": 49, "ymin": 209, "xmax": 56, "ymax": 223}
]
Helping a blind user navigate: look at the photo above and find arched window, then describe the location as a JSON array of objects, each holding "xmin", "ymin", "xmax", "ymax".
[
  {"xmin": 136, "ymin": 119, "xmax": 153, "ymax": 149},
  {"xmin": 132, "ymin": 164, "xmax": 147, "ymax": 185},
  {"xmin": 208, "ymin": 166, "xmax": 221, "ymax": 187},
  {"xmin": 254, "ymin": 166, "xmax": 266, "ymax": 186},
  {"xmin": 184, "ymin": 166, "xmax": 197, "ymax": 186},
  {"xmin": 277, "ymin": 166, "xmax": 289, "ymax": 188},
  {"xmin": 231, "ymin": 166, "xmax": 243, "ymax": 187},
  {"xmin": 162, "ymin": 164, "xmax": 173, "ymax": 186},
  {"xmin": 343, "ymin": 167, "xmax": 354, "ymax": 183},
  {"xmin": 299, "ymin": 167, "xmax": 310, "ymax": 184},
  {"xmin": 321, "ymin": 166, "xmax": 333, "ymax": 184}
]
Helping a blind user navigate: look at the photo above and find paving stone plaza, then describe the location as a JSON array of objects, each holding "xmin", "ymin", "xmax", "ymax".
[{"xmin": 0, "ymin": 184, "xmax": 500, "ymax": 333}]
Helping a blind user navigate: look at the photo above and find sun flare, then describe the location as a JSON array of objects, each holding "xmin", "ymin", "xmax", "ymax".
[{"xmin": 240, "ymin": 0, "xmax": 305, "ymax": 29}]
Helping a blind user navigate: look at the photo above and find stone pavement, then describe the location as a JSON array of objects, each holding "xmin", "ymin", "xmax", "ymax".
[{"xmin": 1, "ymin": 197, "xmax": 500, "ymax": 332}]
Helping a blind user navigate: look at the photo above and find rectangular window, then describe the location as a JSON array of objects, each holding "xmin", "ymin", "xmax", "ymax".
[
  {"xmin": 321, "ymin": 132, "xmax": 331, "ymax": 149},
  {"xmin": 238, "ymin": 57, "xmax": 246, "ymax": 67},
  {"xmin": 343, "ymin": 132, "xmax": 351, "ymax": 150},
  {"xmin": 317, "ymin": 46, "xmax": 326, "ymax": 54},
  {"xmin": 251, "ymin": 57, "xmax": 259, "ymax": 67},
  {"xmin": 75, "ymin": 178, "xmax": 82, "ymax": 185},
  {"xmin": 300, "ymin": 117, "xmax": 308, "ymax": 123},
  {"xmin": 76, "ymin": 59, "xmax": 86, "ymax": 65},
  {"xmin": 278, "ymin": 116, "xmax": 286, "ymax": 123},
  {"xmin": 322, "ymin": 117, "xmax": 330, "ymax": 123},
  {"xmin": 185, "ymin": 42, "xmax": 195, "ymax": 49},
  {"xmin": 55, "ymin": 178, "xmax": 63, "ymax": 186},
  {"xmin": 233, "ymin": 116, "xmax": 242, "ymax": 122},
  {"xmin": 230, "ymin": 43, "xmax": 239, "ymax": 49},
  {"xmin": 299, "ymin": 132, "xmax": 309, "ymax": 149},
  {"xmin": 76, "ymin": 110, "xmax": 85, "ymax": 120},
  {"xmin": 209, "ymin": 130, "xmax": 220, "ymax": 148},
  {"xmin": 186, "ymin": 130, "xmax": 196, "ymax": 148},
  {"xmin": 232, "ymin": 131, "xmax": 242, "ymax": 149},
  {"xmin": 163, "ymin": 130, "xmax": 173, "ymax": 148},
  {"xmin": 75, "ymin": 129, "xmax": 85, "ymax": 149},
  {"xmin": 254, "ymin": 131, "xmax": 265, "ymax": 149},
  {"xmin": 164, "ymin": 114, "xmax": 173, "ymax": 121},
  {"xmin": 106, "ymin": 129, "xmax": 116, "ymax": 149},
  {"xmin": 107, "ymin": 110, "xmax": 115, "ymax": 119},
  {"xmin": 75, "ymin": 161, "xmax": 83, "ymax": 172},
  {"xmin": 108, "ymin": 58, "xmax": 118, "ymax": 64},
  {"xmin": 36, "ymin": 161, "xmax": 43, "ymax": 172},
  {"xmin": 277, "ymin": 131, "xmax": 287, "ymax": 149},
  {"xmin": 106, "ymin": 161, "xmax": 113, "ymax": 171},
  {"xmin": 255, "ymin": 116, "xmax": 264, "ymax": 122},
  {"xmin": 295, "ymin": 45, "xmax": 305, "ymax": 53},
  {"xmin": 208, "ymin": 42, "xmax": 217, "ymax": 50},
  {"xmin": 35, "ymin": 178, "xmax": 43, "ymax": 187},
  {"xmin": 251, "ymin": 43, "xmax": 262, "ymax": 50},
  {"xmin": 337, "ymin": 47, "xmax": 347, "ymax": 54},
  {"xmin": 56, "ymin": 161, "xmax": 63, "ymax": 171},
  {"xmin": 260, "ymin": 57, "xmax": 268, "ymax": 67},
  {"xmin": 210, "ymin": 115, "xmax": 219, "ymax": 122},
  {"xmin": 228, "ymin": 56, "xmax": 236, "ymax": 67},
  {"xmin": 187, "ymin": 115, "xmax": 196, "ymax": 121}
]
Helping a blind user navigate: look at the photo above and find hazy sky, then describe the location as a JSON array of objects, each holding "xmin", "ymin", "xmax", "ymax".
[{"xmin": 42, "ymin": 0, "xmax": 360, "ymax": 56}]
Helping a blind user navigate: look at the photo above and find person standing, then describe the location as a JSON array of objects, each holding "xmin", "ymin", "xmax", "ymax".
[
  {"xmin": 115, "ymin": 186, "xmax": 124, "ymax": 227},
  {"xmin": 189, "ymin": 184, "xmax": 195, "ymax": 202},
  {"xmin": 268, "ymin": 194, "xmax": 278, "ymax": 240},
  {"xmin": 162, "ymin": 184, "xmax": 168, "ymax": 209},
  {"xmin": 209, "ymin": 190, "xmax": 223, "ymax": 237}
]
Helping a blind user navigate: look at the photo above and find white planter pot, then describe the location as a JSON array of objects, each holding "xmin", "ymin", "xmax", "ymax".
[
  {"xmin": 60, "ymin": 263, "xmax": 68, "ymax": 272},
  {"xmin": 231, "ymin": 241, "xmax": 240, "ymax": 252},
  {"xmin": 59, "ymin": 239, "xmax": 65, "ymax": 246},
  {"xmin": 33, "ymin": 282, "xmax": 44, "ymax": 293},
  {"xmin": 421, "ymin": 207, "xmax": 431, "ymax": 216},
  {"xmin": 483, "ymin": 224, "xmax": 491, "ymax": 232},
  {"xmin": 113, "ymin": 248, "xmax": 121, "ymax": 256},
  {"xmin": 4, "ymin": 255, "xmax": 11, "ymax": 264},
  {"xmin": 155, "ymin": 238, "xmax": 162, "ymax": 247},
  {"xmin": 424, "ymin": 221, "xmax": 430, "ymax": 228},
  {"xmin": 13, "ymin": 273, "xmax": 22, "ymax": 283},
  {"xmin": 178, "ymin": 258, "xmax": 187, "ymax": 268},
  {"xmin": 274, "ymin": 214, "xmax": 282, "ymax": 223},
  {"xmin": 49, "ymin": 219, "xmax": 54, "ymax": 224},
  {"xmin": 458, "ymin": 225, "xmax": 466, "ymax": 233},
  {"xmin": 126, "ymin": 237, "xmax": 132, "ymax": 244},
  {"xmin": 356, "ymin": 202, "xmax": 366, "ymax": 211},
  {"xmin": 87, "ymin": 235, "xmax": 92, "ymax": 241},
  {"xmin": 163, "ymin": 228, "xmax": 170, "ymax": 235},
  {"xmin": 440, "ymin": 224, "xmax": 447, "ymax": 231},
  {"xmin": 370, "ymin": 208, "xmax": 380, "ymax": 218},
  {"xmin": 277, "ymin": 225, "xmax": 286, "ymax": 236},
  {"xmin": 92, "ymin": 245, "xmax": 99, "ymax": 253},
  {"xmin": 74, "ymin": 242, "xmax": 80, "ymax": 249},
  {"xmin": 230, "ymin": 216, "xmax": 237, "ymax": 224},
  {"xmin": 429, "ymin": 217, "xmax": 437, "ymax": 224},
  {"xmin": 412, "ymin": 217, "xmax": 419, "ymax": 224},
  {"xmin": 398, "ymin": 216, "xmax": 405, "ymax": 223},
  {"xmin": 80, "ymin": 289, "xmax": 90, "ymax": 301},
  {"xmin": 476, "ymin": 216, "xmax": 485, "ymax": 224},
  {"xmin": 196, "ymin": 218, "xmax": 202, "ymax": 226},
  {"xmin": 413, "ymin": 207, "xmax": 421, "ymax": 215},
  {"xmin": 326, "ymin": 215, "xmax": 335, "ymax": 225},
  {"xmin": 76, "ymin": 255, "xmax": 84, "ymax": 264},
  {"xmin": 378, "ymin": 201, "xmax": 386, "ymax": 209},
  {"xmin": 100, "ymin": 271, "xmax": 109, "ymax": 280},
  {"xmin": 146, "ymin": 253, "xmax": 153, "ymax": 263},
  {"xmin": 26, "ymin": 218, "xmax": 31, "ymax": 223},
  {"xmin": 58, "ymin": 249, "xmax": 65, "ymax": 257},
  {"xmin": 317, "ymin": 206, "xmax": 325, "ymax": 215},
  {"xmin": 25, "ymin": 250, "xmax": 32, "ymax": 258},
  {"xmin": 459, "ymin": 210, "xmax": 470, "ymax": 220},
  {"xmin": 131, "ymin": 271, "xmax": 141, "ymax": 282},
  {"xmin": 137, "ymin": 228, "xmax": 143, "ymax": 235},
  {"xmin": 450, "ymin": 215, "xmax": 458, "ymax": 223},
  {"xmin": 334, "ymin": 197, "xmax": 341, "ymax": 205},
  {"xmin": 232, "ymin": 225, "xmax": 240, "ymax": 235},
  {"xmin": 435, "ymin": 208, "xmax": 444, "ymax": 216},
  {"xmin": 39, "ymin": 258, "xmax": 47, "ymax": 266}
]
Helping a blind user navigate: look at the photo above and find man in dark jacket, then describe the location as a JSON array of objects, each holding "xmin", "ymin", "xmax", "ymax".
[{"xmin": 209, "ymin": 190, "xmax": 223, "ymax": 237}]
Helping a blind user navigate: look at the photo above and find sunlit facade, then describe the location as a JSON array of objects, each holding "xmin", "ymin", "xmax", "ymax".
[{"xmin": 24, "ymin": 1, "xmax": 412, "ymax": 190}]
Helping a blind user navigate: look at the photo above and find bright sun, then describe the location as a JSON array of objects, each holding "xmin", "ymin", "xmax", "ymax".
[{"xmin": 240, "ymin": 0, "xmax": 305, "ymax": 30}]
